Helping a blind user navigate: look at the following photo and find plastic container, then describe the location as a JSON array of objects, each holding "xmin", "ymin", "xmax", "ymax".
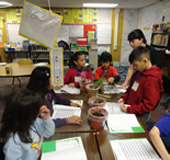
[
  {"xmin": 85, "ymin": 83, "xmax": 100, "ymax": 94},
  {"xmin": 79, "ymin": 79, "xmax": 91, "ymax": 92},
  {"xmin": 88, "ymin": 96, "xmax": 106, "ymax": 107},
  {"xmin": 88, "ymin": 107, "xmax": 108, "ymax": 129}
]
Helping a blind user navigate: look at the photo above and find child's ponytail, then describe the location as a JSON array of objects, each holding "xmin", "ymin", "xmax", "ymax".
[{"xmin": 69, "ymin": 51, "xmax": 84, "ymax": 68}]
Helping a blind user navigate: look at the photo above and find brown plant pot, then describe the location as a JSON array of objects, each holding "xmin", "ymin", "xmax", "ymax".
[
  {"xmin": 88, "ymin": 96, "xmax": 106, "ymax": 107},
  {"xmin": 88, "ymin": 107, "xmax": 108, "ymax": 129},
  {"xmin": 79, "ymin": 79, "xmax": 91, "ymax": 92}
]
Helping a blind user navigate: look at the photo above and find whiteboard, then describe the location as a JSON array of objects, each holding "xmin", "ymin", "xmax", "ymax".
[
  {"xmin": 69, "ymin": 25, "xmax": 84, "ymax": 37},
  {"xmin": 6, "ymin": 23, "xmax": 27, "ymax": 43},
  {"xmin": 97, "ymin": 24, "xmax": 112, "ymax": 44},
  {"xmin": 19, "ymin": 1, "xmax": 62, "ymax": 48}
]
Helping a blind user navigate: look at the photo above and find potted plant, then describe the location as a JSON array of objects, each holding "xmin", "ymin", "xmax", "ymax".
[
  {"xmin": 79, "ymin": 79, "xmax": 91, "ymax": 92},
  {"xmin": 88, "ymin": 95, "xmax": 106, "ymax": 107},
  {"xmin": 88, "ymin": 107, "xmax": 108, "ymax": 129}
]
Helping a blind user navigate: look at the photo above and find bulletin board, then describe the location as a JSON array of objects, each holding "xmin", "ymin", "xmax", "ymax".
[{"xmin": 57, "ymin": 24, "xmax": 96, "ymax": 46}]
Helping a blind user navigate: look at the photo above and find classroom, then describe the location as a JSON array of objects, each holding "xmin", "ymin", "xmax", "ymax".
[{"xmin": 0, "ymin": 0, "xmax": 170, "ymax": 160}]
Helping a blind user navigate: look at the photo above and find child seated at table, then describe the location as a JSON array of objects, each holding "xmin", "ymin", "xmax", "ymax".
[
  {"xmin": 0, "ymin": 89, "xmax": 55, "ymax": 160},
  {"xmin": 117, "ymin": 46, "xmax": 164, "ymax": 122},
  {"xmin": 94, "ymin": 51, "xmax": 120, "ymax": 84},
  {"xmin": 149, "ymin": 100, "xmax": 170, "ymax": 160},
  {"xmin": 64, "ymin": 51, "xmax": 93, "ymax": 88},
  {"xmin": 27, "ymin": 67, "xmax": 82, "ymax": 128}
]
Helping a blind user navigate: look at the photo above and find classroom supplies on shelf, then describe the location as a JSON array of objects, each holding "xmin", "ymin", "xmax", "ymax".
[
  {"xmin": 41, "ymin": 136, "xmax": 87, "ymax": 160},
  {"xmin": 110, "ymin": 138, "xmax": 161, "ymax": 160},
  {"xmin": 52, "ymin": 104, "xmax": 82, "ymax": 119},
  {"xmin": 107, "ymin": 114, "xmax": 145, "ymax": 134},
  {"xmin": 54, "ymin": 85, "xmax": 80, "ymax": 94},
  {"xmin": 103, "ymin": 84, "xmax": 126, "ymax": 94}
]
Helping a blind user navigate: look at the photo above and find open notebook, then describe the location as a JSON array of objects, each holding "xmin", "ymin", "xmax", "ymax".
[
  {"xmin": 110, "ymin": 138, "xmax": 161, "ymax": 160},
  {"xmin": 52, "ymin": 100, "xmax": 83, "ymax": 119},
  {"xmin": 104, "ymin": 102, "xmax": 145, "ymax": 133},
  {"xmin": 41, "ymin": 137, "xmax": 87, "ymax": 160},
  {"xmin": 54, "ymin": 85, "xmax": 80, "ymax": 94},
  {"xmin": 104, "ymin": 84, "xmax": 126, "ymax": 94}
]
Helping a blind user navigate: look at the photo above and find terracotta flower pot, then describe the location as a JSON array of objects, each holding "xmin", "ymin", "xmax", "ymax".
[
  {"xmin": 88, "ymin": 107, "xmax": 108, "ymax": 129},
  {"xmin": 85, "ymin": 83, "xmax": 100, "ymax": 94},
  {"xmin": 79, "ymin": 79, "xmax": 91, "ymax": 92},
  {"xmin": 88, "ymin": 96, "xmax": 106, "ymax": 107}
]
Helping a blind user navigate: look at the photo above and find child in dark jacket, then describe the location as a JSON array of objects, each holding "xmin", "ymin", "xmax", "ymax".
[
  {"xmin": 27, "ymin": 67, "xmax": 82, "ymax": 128},
  {"xmin": 64, "ymin": 51, "xmax": 93, "ymax": 88},
  {"xmin": 117, "ymin": 46, "xmax": 164, "ymax": 122},
  {"xmin": 94, "ymin": 51, "xmax": 120, "ymax": 84}
]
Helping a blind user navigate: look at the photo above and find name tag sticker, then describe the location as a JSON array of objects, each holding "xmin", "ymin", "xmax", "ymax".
[
  {"xmin": 75, "ymin": 76, "xmax": 81, "ymax": 82},
  {"xmin": 132, "ymin": 81, "xmax": 139, "ymax": 92}
]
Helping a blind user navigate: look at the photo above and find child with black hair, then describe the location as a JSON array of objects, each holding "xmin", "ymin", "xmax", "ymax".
[
  {"xmin": 120, "ymin": 29, "xmax": 160, "ymax": 89},
  {"xmin": 94, "ymin": 51, "xmax": 120, "ymax": 84},
  {"xmin": 117, "ymin": 46, "xmax": 164, "ymax": 122},
  {"xmin": 64, "ymin": 51, "xmax": 93, "ymax": 88},
  {"xmin": 27, "ymin": 67, "xmax": 82, "ymax": 128},
  {"xmin": 0, "ymin": 89, "xmax": 55, "ymax": 160}
]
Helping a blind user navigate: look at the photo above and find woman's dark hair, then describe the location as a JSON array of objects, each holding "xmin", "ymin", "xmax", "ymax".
[
  {"xmin": 69, "ymin": 51, "xmax": 84, "ymax": 68},
  {"xmin": 27, "ymin": 67, "xmax": 50, "ymax": 98},
  {"xmin": 100, "ymin": 51, "xmax": 112, "ymax": 63},
  {"xmin": 129, "ymin": 46, "xmax": 150, "ymax": 64},
  {"xmin": 128, "ymin": 29, "xmax": 147, "ymax": 44},
  {"xmin": 0, "ymin": 89, "xmax": 42, "ymax": 144}
]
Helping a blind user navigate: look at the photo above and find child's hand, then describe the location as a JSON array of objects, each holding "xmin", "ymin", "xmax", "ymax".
[
  {"xmin": 117, "ymin": 98, "xmax": 124, "ymax": 104},
  {"xmin": 68, "ymin": 83, "xmax": 75, "ymax": 88},
  {"xmin": 121, "ymin": 105, "xmax": 128, "ymax": 112},
  {"xmin": 54, "ymin": 85, "xmax": 63, "ymax": 90},
  {"xmin": 68, "ymin": 116, "xmax": 82, "ymax": 125},
  {"xmin": 108, "ymin": 77, "xmax": 114, "ymax": 84},
  {"xmin": 70, "ymin": 102, "xmax": 83, "ymax": 109},
  {"xmin": 39, "ymin": 105, "xmax": 50, "ymax": 119}
]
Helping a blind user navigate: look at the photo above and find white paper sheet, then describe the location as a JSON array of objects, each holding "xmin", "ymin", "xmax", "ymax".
[
  {"xmin": 104, "ymin": 102, "xmax": 126, "ymax": 114},
  {"xmin": 52, "ymin": 104, "xmax": 81, "ymax": 119},
  {"xmin": 110, "ymin": 138, "xmax": 161, "ymax": 160},
  {"xmin": 71, "ymin": 100, "xmax": 83, "ymax": 106},
  {"xmin": 107, "ymin": 114, "xmax": 140, "ymax": 133},
  {"xmin": 42, "ymin": 137, "xmax": 87, "ymax": 160},
  {"xmin": 104, "ymin": 84, "xmax": 126, "ymax": 94},
  {"xmin": 54, "ymin": 85, "xmax": 80, "ymax": 94}
]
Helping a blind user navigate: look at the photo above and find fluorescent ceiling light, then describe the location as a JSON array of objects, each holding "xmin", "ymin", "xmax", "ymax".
[
  {"xmin": 0, "ymin": 1, "xmax": 13, "ymax": 8},
  {"xmin": 83, "ymin": 3, "xmax": 118, "ymax": 8}
]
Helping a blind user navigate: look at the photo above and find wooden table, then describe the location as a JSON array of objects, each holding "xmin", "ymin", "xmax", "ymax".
[
  {"xmin": 44, "ymin": 132, "xmax": 101, "ymax": 160},
  {"xmin": 0, "ymin": 63, "xmax": 39, "ymax": 88},
  {"xmin": 96, "ymin": 117, "xmax": 150, "ymax": 160},
  {"xmin": 44, "ymin": 93, "xmax": 157, "ymax": 160},
  {"xmin": 54, "ymin": 94, "xmax": 121, "ymax": 133},
  {"xmin": 0, "ymin": 63, "xmax": 37, "ymax": 78}
]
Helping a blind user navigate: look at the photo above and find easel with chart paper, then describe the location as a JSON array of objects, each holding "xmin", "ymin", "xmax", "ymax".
[{"xmin": 19, "ymin": 1, "xmax": 62, "ymax": 48}]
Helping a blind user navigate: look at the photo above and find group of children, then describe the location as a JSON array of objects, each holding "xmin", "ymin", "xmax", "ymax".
[{"xmin": 0, "ymin": 29, "xmax": 169, "ymax": 159}]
